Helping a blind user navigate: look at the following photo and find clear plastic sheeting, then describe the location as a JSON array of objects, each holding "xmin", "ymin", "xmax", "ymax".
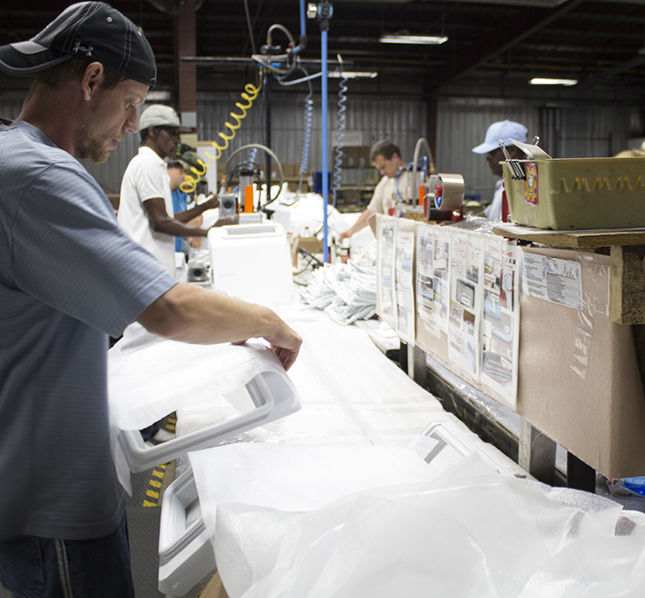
[
  {"xmin": 426, "ymin": 353, "xmax": 522, "ymax": 439},
  {"xmin": 572, "ymin": 253, "xmax": 610, "ymax": 381},
  {"xmin": 176, "ymin": 313, "xmax": 451, "ymax": 448},
  {"xmin": 300, "ymin": 246, "xmax": 377, "ymax": 325},
  {"xmin": 200, "ymin": 452, "xmax": 645, "ymax": 598},
  {"xmin": 454, "ymin": 215, "xmax": 498, "ymax": 234}
]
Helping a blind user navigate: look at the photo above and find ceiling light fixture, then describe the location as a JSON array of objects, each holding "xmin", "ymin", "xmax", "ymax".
[
  {"xmin": 379, "ymin": 34, "xmax": 448, "ymax": 45},
  {"xmin": 328, "ymin": 71, "xmax": 378, "ymax": 79},
  {"xmin": 146, "ymin": 90, "xmax": 173, "ymax": 100},
  {"xmin": 529, "ymin": 77, "xmax": 577, "ymax": 86}
]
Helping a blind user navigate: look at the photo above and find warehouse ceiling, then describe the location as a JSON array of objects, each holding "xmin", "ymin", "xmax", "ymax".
[{"xmin": 1, "ymin": 0, "xmax": 645, "ymax": 101}]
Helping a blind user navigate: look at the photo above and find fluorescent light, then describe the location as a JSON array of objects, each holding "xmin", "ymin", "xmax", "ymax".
[
  {"xmin": 529, "ymin": 77, "xmax": 577, "ymax": 86},
  {"xmin": 328, "ymin": 71, "xmax": 378, "ymax": 79},
  {"xmin": 379, "ymin": 34, "xmax": 448, "ymax": 45},
  {"xmin": 146, "ymin": 90, "xmax": 172, "ymax": 100}
]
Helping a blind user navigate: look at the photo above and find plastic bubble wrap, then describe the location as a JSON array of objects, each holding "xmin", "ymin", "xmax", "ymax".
[{"xmin": 191, "ymin": 445, "xmax": 645, "ymax": 598}]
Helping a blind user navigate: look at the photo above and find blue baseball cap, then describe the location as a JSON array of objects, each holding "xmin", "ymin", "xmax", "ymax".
[{"xmin": 472, "ymin": 120, "xmax": 528, "ymax": 154}]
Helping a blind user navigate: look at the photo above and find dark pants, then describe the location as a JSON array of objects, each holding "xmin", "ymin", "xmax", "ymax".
[
  {"xmin": 0, "ymin": 513, "xmax": 135, "ymax": 598},
  {"xmin": 140, "ymin": 421, "xmax": 160, "ymax": 441}
]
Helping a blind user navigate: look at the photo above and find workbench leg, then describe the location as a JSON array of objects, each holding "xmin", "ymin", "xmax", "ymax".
[
  {"xmin": 407, "ymin": 343, "xmax": 427, "ymax": 387},
  {"xmin": 567, "ymin": 452, "xmax": 596, "ymax": 493},
  {"xmin": 399, "ymin": 341, "xmax": 408, "ymax": 372},
  {"xmin": 518, "ymin": 420, "xmax": 557, "ymax": 485}
]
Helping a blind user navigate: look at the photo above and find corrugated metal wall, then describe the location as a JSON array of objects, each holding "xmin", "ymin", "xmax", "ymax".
[
  {"xmin": 0, "ymin": 90, "xmax": 637, "ymax": 202},
  {"xmin": 435, "ymin": 99, "xmax": 539, "ymax": 202},
  {"xmin": 435, "ymin": 98, "xmax": 635, "ymax": 202},
  {"xmin": 196, "ymin": 91, "xmax": 427, "ymax": 186},
  {"xmin": 0, "ymin": 96, "xmax": 23, "ymax": 121}
]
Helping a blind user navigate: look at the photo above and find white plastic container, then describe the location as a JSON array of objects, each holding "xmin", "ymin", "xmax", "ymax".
[
  {"xmin": 117, "ymin": 371, "xmax": 301, "ymax": 473},
  {"xmin": 208, "ymin": 222, "xmax": 292, "ymax": 305},
  {"xmin": 158, "ymin": 467, "xmax": 214, "ymax": 596}
]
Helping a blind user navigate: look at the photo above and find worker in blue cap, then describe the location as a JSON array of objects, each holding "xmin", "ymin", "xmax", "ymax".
[{"xmin": 472, "ymin": 120, "xmax": 528, "ymax": 220}]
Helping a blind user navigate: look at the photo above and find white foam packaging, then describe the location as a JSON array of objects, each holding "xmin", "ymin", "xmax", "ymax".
[
  {"xmin": 158, "ymin": 420, "xmax": 512, "ymax": 596},
  {"xmin": 108, "ymin": 325, "xmax": 300, "ymax": 490},
  {"xmin": 203, "ymin": 451, "xmax": 645, "ymax": 598}
]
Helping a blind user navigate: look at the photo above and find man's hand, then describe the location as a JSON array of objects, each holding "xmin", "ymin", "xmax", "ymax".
[
  {"xmin": 264, "ymin": 321, "xmax": 302, "ymax": 371},
  {"xmin": 211, "ymin": 215, "xmax": 238, "ymax": 228},
  {"xmin": 338, "ymin": 230, "xmax": 352, "ymax": 244},
  {"xmin": 137, "ymin": 284, "xmax": 303, "ymax": 371}
]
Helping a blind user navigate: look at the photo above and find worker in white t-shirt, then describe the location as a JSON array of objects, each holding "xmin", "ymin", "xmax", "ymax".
[
  {"xmin": 118, "ymin": 105, "xmax": 217, "ymax": 274},
  {"xmin": 338, "ymin": 140, "xmax": 407, "ymax": 243},
  {"xmin": 472, "ymin": 120, "xmax": 527, "ymax": 221}
]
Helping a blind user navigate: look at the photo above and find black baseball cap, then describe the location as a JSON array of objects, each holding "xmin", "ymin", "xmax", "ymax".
[{"xmin": 0, "ymin": 2, "xmax": 156, "ymax": 88}]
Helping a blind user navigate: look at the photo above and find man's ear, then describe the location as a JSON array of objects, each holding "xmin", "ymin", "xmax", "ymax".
[{"xmin": 80, "ymin": 61, "xmax": 104, "ymax": 101}]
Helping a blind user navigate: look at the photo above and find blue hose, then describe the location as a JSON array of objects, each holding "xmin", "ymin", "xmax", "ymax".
[
  {"xmin": 298, "ymin": 79, "xmax": 314, "ymax": 194},
  {"xmin": 332, "ymin": 68, "xmax": 348, "ymax": 207}
]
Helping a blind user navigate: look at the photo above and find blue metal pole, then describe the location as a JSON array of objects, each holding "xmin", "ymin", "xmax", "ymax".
[
  {"xmin": 299, "ymin": 0, "xmax": 306, "ymax": 37},
  {"xmin": 321, "ymin": 29, "xmax": 329, "ymax": 262}
]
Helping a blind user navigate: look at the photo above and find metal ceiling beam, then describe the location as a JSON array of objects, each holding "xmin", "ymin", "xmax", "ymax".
[{"xmin": 430, "ymin": 0, "xmax": 587, "ymax": 91}]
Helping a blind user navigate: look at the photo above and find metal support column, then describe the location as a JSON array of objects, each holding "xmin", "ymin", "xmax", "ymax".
[
  {"xmin": 407, "ymin": 344, "xmax": 427, "ymax": 387},
  {"xmin": 567, "ymin": 452, "xmax": 596, "ymax": 492},
  {"xmin": 518, "ymin": 420, "xmax": 557, "ymax": 485},
  {"xmin": 176, "ymin": 0, "xmax": 197, "ymax": 128}
]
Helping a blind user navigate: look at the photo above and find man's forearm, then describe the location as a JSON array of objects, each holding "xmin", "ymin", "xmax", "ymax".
[
  {"xmin": 339, "ymin": 209, "xmax": 373, "ymax": 241},
  {"xmin": 137, "ymin": 284, "xmax": 302, "ymax": 369},
  {"xmin": 152, "ymin": 216, "xmax": 209, "ymax": 237},
  {"xmin": 174, "ymin": 202, "xmax": 209, "ymax": 223}
]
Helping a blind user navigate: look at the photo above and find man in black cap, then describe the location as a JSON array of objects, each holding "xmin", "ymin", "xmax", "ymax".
[{"xmin": 0, "ymin": 3, "xmax": 301, "ymax": 596}]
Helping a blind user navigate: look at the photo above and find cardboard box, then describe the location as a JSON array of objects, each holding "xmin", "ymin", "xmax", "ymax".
[
  {"xmin": 288, "ymin": 181, "xmax": 309, "ymax": 193},
  {"xmin": 346, "ymin": 147, "xmax": 359, "ymax": 167},
  {"xmin": 291, "ymin": 236, "xmax": 323, "ymax": 267},
  {"xmin": 258, "ymin": 164, "xmax": 280, "ymax": 181},
  {"xmin": 280, "ymin": 163, "xmax": 301, "ymax": 178},
  {"xmin": 329, "ymin": 146, "xmax": 372, "ymax": 168},
  {"xmin": 107, "ymin": 193, "xmax": 120, "ymax": 212},
  {"xmin": 332, "ymin": 146, "xmax": 351, "ymax": 167},
  {"xmin": 413, "ymin": 236, "xmax": 645, "ymax": 478},
  {"xmin": 337, "ymin": 188, "xmax": 362, "ymax": 205},
  {"xmin": 515, "ymin": 246, "xmax": 645, "ymax": 479}
]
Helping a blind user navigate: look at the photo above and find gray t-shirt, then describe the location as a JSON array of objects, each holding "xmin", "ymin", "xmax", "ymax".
[{"xmin": 0, "ymin": 120, "xmax": 176, "ymax": 541}]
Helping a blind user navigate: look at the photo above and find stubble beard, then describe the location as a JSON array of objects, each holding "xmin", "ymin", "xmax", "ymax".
[
  {"xmin": 74, "ymin": 121, "xmax": 111, "ymax": 164},
  {"xmin": 74, "ymin": 94, "xmax": 116, "ymax": 164}
]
